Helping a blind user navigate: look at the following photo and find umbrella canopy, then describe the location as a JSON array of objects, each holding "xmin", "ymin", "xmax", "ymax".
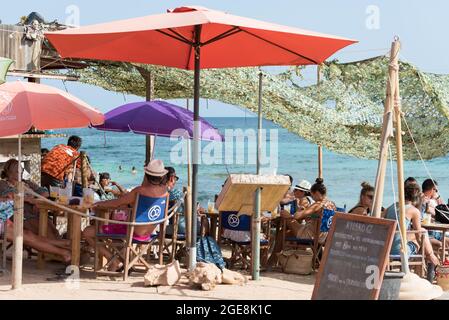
[
  {"xmin": 45, "ymin": 4, "xmax": 357, "ymax": 277},
  {"xmin": 94, "ymin": 100, "xmax": 223, "ymax": 141},
  {"xmin": 0, "ymin": 81, "xmax": 104, "ymax": 137},
  {"xmin": 45, "ymin": 6, "xmax": 356, "ymax": 69}
]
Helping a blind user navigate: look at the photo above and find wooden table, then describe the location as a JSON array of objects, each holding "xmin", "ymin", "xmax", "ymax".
[
  {"xmin": 422, "ymin": 222, "xmax": 449, "ymax": 262},
  {"xmin": 34, "ymin": 199, "xmax": 91, "ymax": 269}
]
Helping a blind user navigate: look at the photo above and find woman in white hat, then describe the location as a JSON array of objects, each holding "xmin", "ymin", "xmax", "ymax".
[{"xmin": 291, "ymin": 180, "xmax": 314, "ymax": 212}]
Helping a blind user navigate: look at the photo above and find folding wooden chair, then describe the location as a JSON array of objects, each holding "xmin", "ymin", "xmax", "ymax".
[
  {"xmin": 220, "ymin": 211, "xmax": 270, "ymax": 270},
  {"xmin": 281, "ymin": 208, "xmax": 339, "ymax": 270},
  {"xmin": 94, "ymin": 194, "xmax": 169, "ymax": 280},
  {"xmin": 388, "ymin": 230, "xmax": 426, "ymax": 277},
  {"xmin": 163, "ymin": 209, "xmax": 186, "ymax": 263}
]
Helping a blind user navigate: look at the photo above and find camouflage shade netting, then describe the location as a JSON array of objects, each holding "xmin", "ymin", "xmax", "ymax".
[{"xmin": 69, "ymin": 55, "xmax": 449, "ymax": 160}]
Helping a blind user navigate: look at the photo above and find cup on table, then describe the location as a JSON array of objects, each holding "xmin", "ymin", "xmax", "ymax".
[
  {"xmin": 83, "ymin": 188, "xmax": 95, "ymax": 206},
  {"xmin": 423, "ymin": 213, "xmax": 432, "ymax": 225},
  {"xmin": 207, "ymin": 201, "xmax": 215, "ymax": 213},
  {"xmin": 49, "ymin": 186, "xmax": 59, "ymax": 200},
  {"xmin": 58, "ymin": 188, "xmax": 69, "ymax": 205}
]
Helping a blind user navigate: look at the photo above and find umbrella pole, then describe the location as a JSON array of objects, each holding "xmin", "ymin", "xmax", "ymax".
[
  {"xmin": 252, "ymin": 71, "xmax": 263, "ymax": 280},
  {"xmin": 189, "ymin": 24, "xmax": 202, "ymax": 271},
  {"xmin": 145, "ymin": 72, "xmax": 155, "ymax": 164},
  {"xmin": 185, "ymin": 99, "xmax": 192, "ymax": 250},
  {"xmin": 317, "ymin": 67, "xmax": 323, "ymax": 180},
  {"xmin": 186, "ymin": 99, "xmax": 192, "ymax": 188},
  {"xmin": 318, "ymin": 145, "xmax": 323, "ymax": 179},
  {"xmin": 12, "ymin": 135, "xmax": 24, "ymax": 289}
]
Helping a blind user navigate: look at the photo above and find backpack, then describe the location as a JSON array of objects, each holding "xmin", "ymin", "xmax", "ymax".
[
  {"xmin": 196, "ymin": 236, "xmax": 226, "ymax": 270},
  {"xmin": 435, "ymin": 204, "xmax": 449, "ymax": 224}
]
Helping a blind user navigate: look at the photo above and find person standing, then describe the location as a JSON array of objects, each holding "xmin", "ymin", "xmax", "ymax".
[{"xmin": 41, "ymin": 136, "xmax": 82, "ymax": 190}]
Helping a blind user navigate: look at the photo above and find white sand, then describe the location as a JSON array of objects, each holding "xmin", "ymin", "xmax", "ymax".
[{"xmin": 0, "ymin": 259, "xmax": 315, "ymax": 300}]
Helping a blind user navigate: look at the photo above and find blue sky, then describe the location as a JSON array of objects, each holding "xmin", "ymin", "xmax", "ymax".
[{"xmin": 2, "ymin": 0, "xmax": 449, "ymax": 116}]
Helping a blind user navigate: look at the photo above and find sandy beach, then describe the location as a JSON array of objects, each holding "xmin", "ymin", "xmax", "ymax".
[{"xmin": 0, "ymin": 259, "xmax": 315, "ymax": 300}]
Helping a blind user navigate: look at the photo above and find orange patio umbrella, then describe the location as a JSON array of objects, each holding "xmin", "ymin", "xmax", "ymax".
[
  {"xmin": 0, "ymin": 80, "xmax": 104, "ymax": 289},
  {"xmin": 45, "ymin": 5, "xmax": 357, "ymax": 276}
]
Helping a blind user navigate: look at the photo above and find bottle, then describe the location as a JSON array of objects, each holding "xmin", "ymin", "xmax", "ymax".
[{"xmin": 424, "ymin": 202, "xmax": 432, "ymax": 225}]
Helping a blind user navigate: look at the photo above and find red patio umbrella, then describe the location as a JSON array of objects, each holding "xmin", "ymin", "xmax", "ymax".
[
  {"xmin": 45, "ymin": 5, "xmax": 357, "ymax": 276},
  {"xmin": 0, "ymin": 80, "xmax": 104, "ymax": 289}
]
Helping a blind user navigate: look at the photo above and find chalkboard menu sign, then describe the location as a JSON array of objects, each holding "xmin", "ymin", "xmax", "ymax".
[{"xmin": 312, "ymin": 213, "xmax": 396, "ymax": 300}]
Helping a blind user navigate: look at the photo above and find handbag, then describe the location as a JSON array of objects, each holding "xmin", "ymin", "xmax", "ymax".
[
  {"xmin": 435, "ymin": 204, "xmax": 449, "ymax": 224},
  {"xmin": 277, "ymin": 249, "xmax": 313, "ymax": 275}
]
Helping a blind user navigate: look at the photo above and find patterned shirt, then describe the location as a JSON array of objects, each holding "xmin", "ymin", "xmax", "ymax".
[
  {"xmin": 41, "ymin": 144, "xmax": 80, "ymax": 181},
  {"xmin": 169, "ymin": 188, "xmax": 184, "ymax": 202}
]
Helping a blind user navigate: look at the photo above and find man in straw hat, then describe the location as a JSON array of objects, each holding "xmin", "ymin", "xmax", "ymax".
[{"xmin": 83, "ymin": 159, "xmax": 169, "ymax": 271}]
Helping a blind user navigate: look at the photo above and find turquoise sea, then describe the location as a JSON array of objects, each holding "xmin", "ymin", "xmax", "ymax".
[{"xmin": 42, "ymin": 117, "xmax": 449, "ymax": 209}]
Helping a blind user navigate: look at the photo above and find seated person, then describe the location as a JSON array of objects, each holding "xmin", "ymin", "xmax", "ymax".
[
  {"xmin": 41, "ymin": 136, "xmax": 82, "ymax": 190},
  {"xmin": 95, "ymin": 172, "xmax": 126, "ymax": 200},
  {"xmin": 268, "ymin": 178, "xmax": 335, "ymax": 267},
  {"xmin": 384, "ymin": 183, "xmax": 440, "ymax": 266},
  {"xmin": 165, "ymin": 167, "xmax": 188, "ymax": 236},
  {"xmin": 349, "ymin": 182, "xmax": 374, "ymax": 216},
  {"xmin": 65, "ymin": 155, "xmax": 97, "ymax": 197},
  {"xmin": 421, "ymin": 179, "xmax": 445, "ymax": 247},
  {"xmin": 293, "ymin": 180, "xmax": 314, "ymax": 210},
  {"xmin": 83, "ymin": 159, "xmax": 169, "ymax": 271},
  {"xmin": 279, "ymin": 174, "xmax": 295, "ymax": 207},
  {"xmin": 0, "ymin": 179, "xmax": 70, "ymax": 262},
  {"xmin": 1, "ymin": 159, "xmax": 61, "ymax": 240}
]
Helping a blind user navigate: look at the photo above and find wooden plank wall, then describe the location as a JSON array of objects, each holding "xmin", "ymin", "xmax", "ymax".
[{"xmin": 0, "ymin": 24, "xmax": 40, "ymax": 71}]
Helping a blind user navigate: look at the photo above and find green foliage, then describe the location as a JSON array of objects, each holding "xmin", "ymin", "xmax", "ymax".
[{"xmin": 69, "ymin": 56, "xmax": 449, "ymax": 160}]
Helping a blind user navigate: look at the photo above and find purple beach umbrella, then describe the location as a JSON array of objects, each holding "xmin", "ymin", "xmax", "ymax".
[{"xmin": 94, "ymin": 100, "xmax": 223, "ymax": 141}]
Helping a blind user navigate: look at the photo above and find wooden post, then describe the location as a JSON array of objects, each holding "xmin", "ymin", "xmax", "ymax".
[
  {"xmin": 318, "ymin": 145, "xmax": 323, "ymax": 179},
  {"xmin": 184, "ymin": 186, "xmax": 192, "ymax": 250},
  {"xmin": 391, "ymin": 39, "xmax": 409, "ymax": 273},
  {"xmin": 145, "ymin": 72, "xmax": 156, "ymax": 164},
  {"xmin": 371, "ymin": 40, "xmax": 400, "ymax": 218},
  {"xmin": 12, "ymin": 181, "xmax": 24, "ymax": 289},
  {"xmin": 71, "ymin": 211, "xmax": 81, "ymax": 267},
  {"xmin": 80, "ymin": 151, "xmax": 89, "ymax": 188},
  {"xmin": 37, "ymin": 207, "xmax": 48, "ymax": 269}
]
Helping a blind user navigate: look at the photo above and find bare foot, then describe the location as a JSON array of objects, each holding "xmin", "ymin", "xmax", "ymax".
[{"xmin": 108, "ymin": 261, "xmax": 123, "ymax": 272}]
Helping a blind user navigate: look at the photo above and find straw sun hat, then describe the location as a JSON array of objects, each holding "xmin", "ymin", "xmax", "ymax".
[{"xmin": 144, "ymin": 159, "xmax": 168, "ymax": 177}]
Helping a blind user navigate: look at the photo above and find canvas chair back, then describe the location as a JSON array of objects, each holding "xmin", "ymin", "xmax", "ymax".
[
  {"xmin": 132, "ymin": 194, "xmax": 168, "ymax": 224},
  {"xmin": 221, "ymin": 211, "xmax": 251, "ymax": 232},
  {"xmin": 320, "ymin": 208, "xmax": 336, "ymax": 233}
]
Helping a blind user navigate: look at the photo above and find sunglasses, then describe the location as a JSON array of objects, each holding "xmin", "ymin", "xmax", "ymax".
[{"xmin": 366, "ymin": 194, "xmax": 374, "ymax": 200}]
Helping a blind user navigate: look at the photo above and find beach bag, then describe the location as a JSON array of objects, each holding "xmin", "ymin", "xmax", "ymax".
[
  {"xmin": 435, "ymin": 204, "xmax": 449, "ymax": 224},
  {"xmin": 196, "ymin": 236, "xmax": 226, "ymax": 270},
  {"xmin": 436, "ymin": 261, "xmax": 449, "ymax": 291},
  {"xmin": 277, "ymin": 249, "xmax": 313, "ymax": 275}
]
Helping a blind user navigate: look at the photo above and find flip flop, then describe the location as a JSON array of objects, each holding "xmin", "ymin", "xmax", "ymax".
[{"xmin": 46, "ymin": 273, "xmax": 71, "ymax": 281}]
